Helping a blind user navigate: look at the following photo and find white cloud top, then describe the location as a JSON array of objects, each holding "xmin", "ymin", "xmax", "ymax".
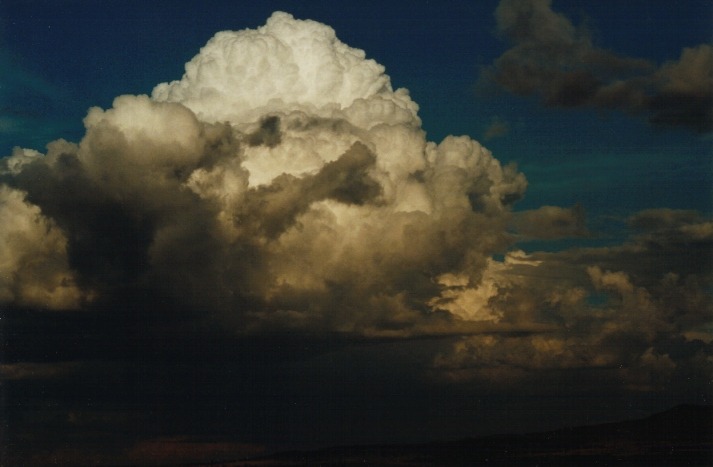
[{"xmin": 152, "ymin": 12, "xmax": 418, "ymax": 128}]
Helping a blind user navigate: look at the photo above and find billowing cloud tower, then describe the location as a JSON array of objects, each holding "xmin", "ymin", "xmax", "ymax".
[{"xmin": 1, "ymin": 12, "xmax": 526, "ymax": 335}]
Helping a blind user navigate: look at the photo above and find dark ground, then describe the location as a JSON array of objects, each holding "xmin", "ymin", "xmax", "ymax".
[{"xmin": 190, "ymin": 404, "xmax": 712, "ymax": 466}]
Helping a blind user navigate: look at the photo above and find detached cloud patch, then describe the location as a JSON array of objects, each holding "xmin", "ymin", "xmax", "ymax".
[
  {"xmin": 512, "ymin": 204, "xmax": 588, "ymax": 240},
  {"xmin": 483, "ymin": 0, "xmax": 713, "ymax": 132},
  {"xmin": 483, "ymin": 116, "xmax": 510, "ymax": 141},
  {"xmin": 1, "ymin": 11, "xmax": 710, "ymax": 393}
]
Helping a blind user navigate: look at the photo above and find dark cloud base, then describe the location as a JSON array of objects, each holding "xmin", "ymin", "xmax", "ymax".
[{"xmin": 4, "ymin": 302, "xmax": 709, "ymax": 466}]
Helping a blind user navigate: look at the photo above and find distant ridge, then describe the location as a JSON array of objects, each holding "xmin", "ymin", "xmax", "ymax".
[{"xmin": 198, "ymin": 404, "xmax": 713, "ymax": 466}]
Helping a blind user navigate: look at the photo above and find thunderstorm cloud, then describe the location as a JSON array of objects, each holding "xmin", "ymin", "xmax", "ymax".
[
  {"xmin": 1, "ymin": 13, "xmax": 527, "ymax": 336},
  {"xmin": 1, "ymin": 10, "xmax": 710, "ymax": 422}
]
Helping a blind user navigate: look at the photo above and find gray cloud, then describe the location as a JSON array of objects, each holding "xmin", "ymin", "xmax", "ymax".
[
  {"xmin": 483, "ymin": 0, "xmax": 713, "ymax": 132},
  {"xmin": 512, "ymin": 204, "xmax": 588, "ymax": 240}
]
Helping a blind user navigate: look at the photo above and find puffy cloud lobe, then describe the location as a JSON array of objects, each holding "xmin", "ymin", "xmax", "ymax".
[
  {"xmin": 483, "ymin": 0, "xmax": 713, "ymax": 132},
  {"xmin": 0, "ymin": 183, "xmax": 85, "ymax": 309},
  {"xmin": 1, "ymin": 13, "xmax": 525, "ymax": 338},
  {"xmin": 428, "ymin": 250, "xmax": 540, "ymax": 322}
]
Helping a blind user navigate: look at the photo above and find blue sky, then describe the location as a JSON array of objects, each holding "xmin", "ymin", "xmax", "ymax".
[{"xmin": 1, "ymin": 1, "xmax": 711, "ymax": 464}]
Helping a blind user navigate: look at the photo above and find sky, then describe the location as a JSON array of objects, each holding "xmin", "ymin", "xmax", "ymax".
[{"xmin": 0, "ymin": 0, "xmax": 711, "ymax": 464}]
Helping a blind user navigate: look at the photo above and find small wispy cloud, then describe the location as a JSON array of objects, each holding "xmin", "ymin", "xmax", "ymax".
[{"xmin": 483, "ymin": 116, "xmax": 510, "ymax": 140}]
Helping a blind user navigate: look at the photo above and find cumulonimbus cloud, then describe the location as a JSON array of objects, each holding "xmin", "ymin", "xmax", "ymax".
[
  {"xmin": 0, "ymin": 12, "xmax": 526, "ymax": 336},
  {"xmin": 482, "ymin": 0, "xmax": 713, "ymax": 132},
  {"xmin": 1, "ymin": 12, "xmax": 710, "ymax": 391}
]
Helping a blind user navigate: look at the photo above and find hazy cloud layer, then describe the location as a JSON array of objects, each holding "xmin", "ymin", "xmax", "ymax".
[{"xmin": 483, "ymin": 0, "xmax": 713, "ymax": 132}]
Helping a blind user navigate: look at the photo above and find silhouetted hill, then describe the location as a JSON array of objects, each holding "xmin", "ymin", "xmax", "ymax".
[{"xmin": 198, "ymin": 404, "xmax": 713, "ymax": 466}]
